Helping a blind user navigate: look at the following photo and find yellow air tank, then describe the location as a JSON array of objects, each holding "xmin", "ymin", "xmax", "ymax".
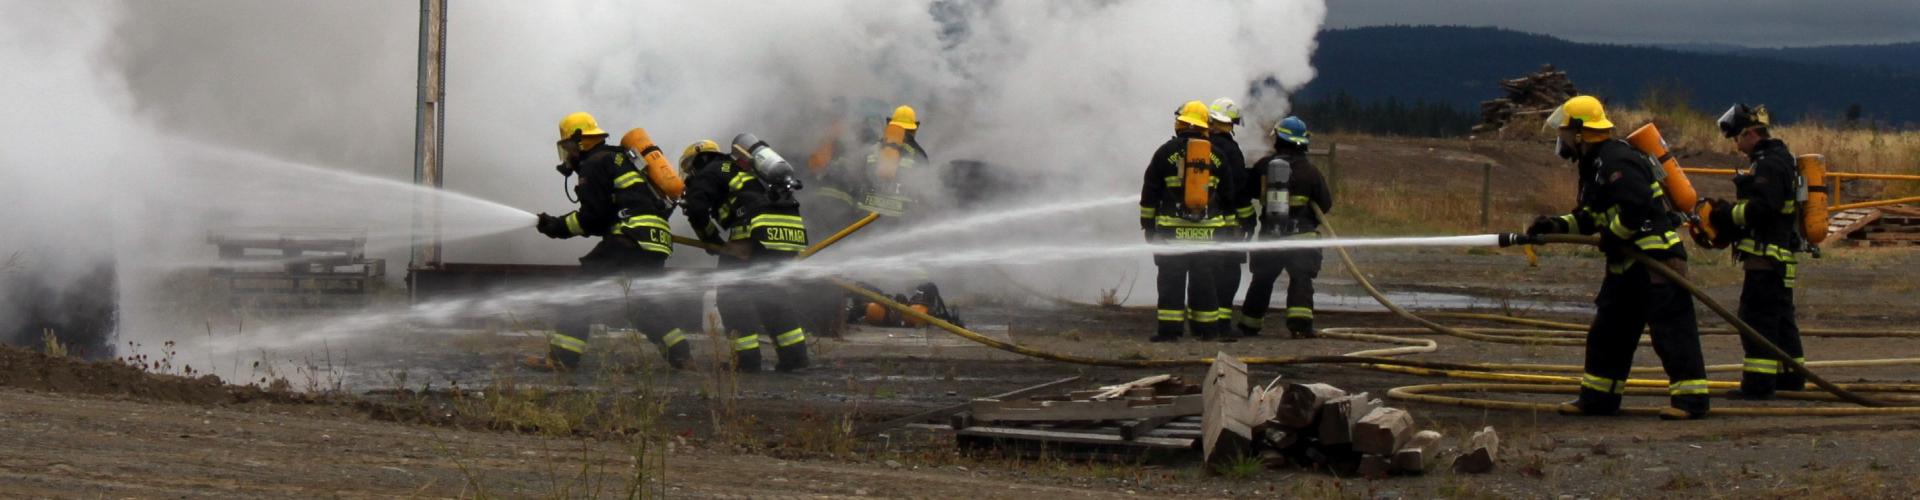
[
  {"xmin": 874, "ymin": 123, "xmax": 907, "ymax": 182},
  {"xmin": 1625, "ymin": 123, "xmax": 1698, "ymax": 213},
  {"xmin": 619, "ymin": 128, "xmax": 685, "ymax": 200},
  {"xmin": 1183, "ymin": 138, "xmax": 1213, "ymax": 217},
  {"xmin": 1799, "ymin": 154, "xmax": 1830, "ymax": 245}
]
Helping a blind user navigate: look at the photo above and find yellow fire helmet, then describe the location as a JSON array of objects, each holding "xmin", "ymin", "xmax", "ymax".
[
  {"xmin": 1175, "ymin": 100, "xmax": 1210, "ymax": 130},
  {"xmin": 889, "ymin": 105, "xmax": 919, "ymax": 131},
  {"xmin": 558, "ymin": 111, "xmax": 608, "ymax": 140},
  {"xmin": 1544, "ymin": 95, "xmax": 1614, "ymax": 131},
  {"xmin": 678, "ymin": 139, "xmax": 722, "ymax": 174}
]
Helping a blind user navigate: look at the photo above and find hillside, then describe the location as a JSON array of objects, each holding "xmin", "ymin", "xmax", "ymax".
[
  {"xmin": 1299, "ymin": 26, "xmax": 1920, "ymax": 126},
  {"xmin": 1660, "ymin": 42, "xmax": 1920, "ymax": 76}
]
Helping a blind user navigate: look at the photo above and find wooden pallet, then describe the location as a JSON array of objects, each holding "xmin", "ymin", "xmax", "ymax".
[
  {"xmin": 1831, "ymin": 205, "xmax": 1920, "ymax": 247},
  {"xmin": 949, "ymin": 375, "xmax": 1205, "ymax": 459},
  {"xmin": 206, "ymin": 227, "xmax": 386, "ymax": 311}
]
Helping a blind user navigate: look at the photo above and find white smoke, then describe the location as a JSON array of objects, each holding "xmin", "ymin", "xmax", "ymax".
[{"xmin": 0, "ymin": 0, "xmax": 1327, "ymax": 358}]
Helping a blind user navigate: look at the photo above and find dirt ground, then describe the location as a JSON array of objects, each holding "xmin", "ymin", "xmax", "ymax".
[{"xmin": 8, "ymin": 136, "xmax": 1920, "ymax": 498}]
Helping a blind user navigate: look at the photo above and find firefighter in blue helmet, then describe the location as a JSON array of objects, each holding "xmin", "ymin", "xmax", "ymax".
[
  {"xmin": 1237, "ymin": 116, "xmax": 1332, "ymax": 339},
  {"xmin": 532, "ymin": 112, "xmax": 690, "ymax": 371}
]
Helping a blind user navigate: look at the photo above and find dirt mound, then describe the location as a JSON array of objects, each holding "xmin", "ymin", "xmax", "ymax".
[{"xmin": 0, "ymin": 346, "xmax": 306, "ymax": 405}]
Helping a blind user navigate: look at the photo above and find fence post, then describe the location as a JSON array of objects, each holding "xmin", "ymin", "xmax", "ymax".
[
  {"xmin": 1480, "ymin": 163, "xmax": 1493, "ymax": 231},
  {"xmin": 1326, "ymin": 142, "xmax": 1339, "ymax": 196}
]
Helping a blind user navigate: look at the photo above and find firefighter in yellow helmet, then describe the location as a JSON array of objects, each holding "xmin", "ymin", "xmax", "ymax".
[
  {"xmin": 856, "ymin": 105, "xmax": 931, "ymax": 216},
  {"xmin": 1139, "ymin": 101, "xmax": 1247, "ymax": 342},
  {"xmin": 678, "ymin": 136, "xmax": 813, "ymax": 372},
  {"xmin": 1525, "ymin": 96, "xmax": 1708, "ymax": 420},
  {"xmin": 531, "ymin": 112, "xmax": 691, "ymax": 370}
]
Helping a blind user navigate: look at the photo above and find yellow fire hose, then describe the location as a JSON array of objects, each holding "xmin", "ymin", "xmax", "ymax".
[
  {"xmin": 799, "ymin": 212, "xmax": 882, "ymax": 259},
  {"xmin": 669, "ymin": 202, "xmax": 1920, "ymax": 415}
]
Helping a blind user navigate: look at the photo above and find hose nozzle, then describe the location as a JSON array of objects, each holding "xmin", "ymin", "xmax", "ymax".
[{"xmin": 1498, "ymin": 233, "xmax": 1543, "ymax": 247}]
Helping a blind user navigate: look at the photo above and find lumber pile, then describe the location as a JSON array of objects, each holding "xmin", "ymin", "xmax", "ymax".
[
  {"xmin": 1829, "ymin": 205, "xmax": 1920, "ymax": 247},
  {"xmin": 945, "ymin": 364, "xmax": 1500, "ymax": 477},
  {"xmin": 1472, "ymin": 64, "xmax": 1579, "ymax": 134},
  {"xmin": 1234, "ymin": 377, "xmax": 1497, "ymax": 477}
]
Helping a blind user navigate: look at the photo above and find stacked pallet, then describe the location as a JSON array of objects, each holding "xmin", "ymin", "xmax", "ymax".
[
  {"xmin": 1472, "ymin": 64, "xmax": 1579, "ymax": 134},
  {"xmin": 206, "ymin": 227, "xmax": 386, "ymax": 311},
  {"xmin": 950, "ymin": 374, "xmax": 1206, "ymax": 456},
  {"xmin": 1829, "ymin": 205, "xmax": 1920, "ymax": 247}
]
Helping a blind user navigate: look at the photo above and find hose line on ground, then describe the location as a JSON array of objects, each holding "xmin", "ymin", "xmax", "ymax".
[{"xmin": 667, "ymin": 198, "xmax": 1920, "ymax": 415}]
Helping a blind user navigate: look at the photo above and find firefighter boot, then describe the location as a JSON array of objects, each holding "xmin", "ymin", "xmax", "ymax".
[
  {"xmin": 1776, "ymin": 362, "xmax": 1808, "ymax": 392},
  {"xmin": 1555, "ymin": 389, "xmax": 1622, "ymax": 417},
  {"xmin": 1286, "ymin": 317, "xmax": 1316, "ymax": 339},
  {"xmin": 732, "ymin": 334, "xmax": 764, "ymax": 373},
  {"xmin": 1658, "ymin": 399, "xmax": 1710, "ymax": 420},
  {"xmin": 775, "ymin": 343, "xmax": 811, "ymax": 373},
  {"xmin": 659, "ymin": 329, "xmax": 692, "ymax": 370},
  {"xmin": 663, "ymin": 342, "xmax": 691, "ymax": 370}
]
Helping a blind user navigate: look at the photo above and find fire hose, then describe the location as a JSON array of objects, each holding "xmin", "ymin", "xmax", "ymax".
[{"xmin": 671, "ymin": 206, "xmax": 1920, "ymax": 415}]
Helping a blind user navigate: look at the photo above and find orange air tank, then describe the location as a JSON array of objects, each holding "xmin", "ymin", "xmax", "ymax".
[
  {"xmin": 1182, "ymin": 138, "xmax": 1213, "ymax": 217},
  {"xmin": 1798, "ymin": 154, "xmax": 1829, "ymax": 245},
  {"xmin": 1625, "ymin": 123, "xmax": 1698, "ymax": 213},
  {"xmin": 619, "ymin": 128, "xmax": 685, "ymax": 200},
  {"xmin": 874, "ymin": 123, "xmax": 907, "ymax": 182}
]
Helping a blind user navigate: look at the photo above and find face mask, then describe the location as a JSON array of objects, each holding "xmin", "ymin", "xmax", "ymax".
[
  {"xmin": 554, "ymin": 138, "xmax": 582, "ymax": 175},
  {"xmin": 1555, "ymin": 137, "xmax": 1576, "ymax": 160}
]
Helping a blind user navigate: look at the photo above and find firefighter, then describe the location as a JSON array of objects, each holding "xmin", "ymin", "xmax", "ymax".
[
  {"xmin": 1207, "ymin": 98, "xmax": 1255, "ymax": 334},
  {"xmin": 679, "ymin": 136, "xmax": 812, "ymax": 372},
  {"xmin": 532, "ymin": 112, "xmax": 690, "ymax": 370},
  {"xmin": 1237, "ymin": 116, "xmax": 1332, "ymax": 338},
  {"xmin": 856, "ymin": 105, "xmax": 930, "ymax": 217},
  {"xmin": 1701, "ymin": 104, "xmax": 1806, "ymax": 399},
  {"xmin": 1526, "ymin": 96, "xmax": 1709, "ymax": 420},
  {"xmin": 1140, "ymin": 101, "xmax": 1244, "ymax": 342}
]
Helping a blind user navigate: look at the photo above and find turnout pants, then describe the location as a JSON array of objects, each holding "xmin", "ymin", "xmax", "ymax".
[
  {"xmin": 549, "ymin": 238, "xmax": 690, "ymax": 369},
  {"xmin": 1240, "ymin": 246, "xmax": 1322, "ymax": 336},
  {"xmin": 1738, "ymin": 259, "xmax": 1805, "ymax": 395},
  {"xmin": 717, "ymin": 241, "xmax": 810, "ymax": 372},
  {"xmin": 1153, "ymin": 251, "xmax": 1219, "ymax": 339},
  {"xmin": 1576, "ymin": 262, "xmax": 1710, "ymax": 415},
  {"xmin": 1214, "ymin": 249, "xmax": 1245, "ymax": 334}
]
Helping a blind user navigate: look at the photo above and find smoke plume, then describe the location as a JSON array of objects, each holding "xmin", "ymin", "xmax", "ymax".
[{"xmin": 0, "ymin": 0, "xmax": 1327, "ymax": 359}]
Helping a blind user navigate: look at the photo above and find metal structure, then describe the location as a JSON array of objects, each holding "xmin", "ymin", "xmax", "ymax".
[
  {"xmin": 410, "ymin": 0, "xmax": 447, "ymax": 273},
  {"xmin": 207, "ymin": 227, "xmax": 386, "ymax": 311}
]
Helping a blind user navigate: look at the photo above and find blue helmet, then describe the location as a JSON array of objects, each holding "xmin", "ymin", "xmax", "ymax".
[{"xmin": 1272, "ymin": 116, "xmax": 1310, "ymax": 147}]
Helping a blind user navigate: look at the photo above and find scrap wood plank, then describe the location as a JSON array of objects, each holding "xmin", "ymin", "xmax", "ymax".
[
  {"xmin": 1352, "ymin": 407, "xmax": 1414, "ymax": 456},
  {"xmin": 970, "ymin": 394, "xmax": 1203, "ymax": 423},
  {"xmin": 958, "ymin": 426, "xmax": 1195, "ymax": 449},
  {"xmin": 857, "ymin": 376, "xmax": 1081, "ymax": 436},
  {"xmin": 1119, "ymin": 416, "xmax": 1177, "ymax": 441},
  {"xmin": 1073, "ymin": 374, "xmax": 1174, "ymax": 401},
  {"xmin": 1202, "ymin": 353, "xmax": 1255, "ymax": 467}
]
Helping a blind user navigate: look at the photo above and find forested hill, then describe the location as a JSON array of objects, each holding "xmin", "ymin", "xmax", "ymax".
[{"xmin": 1296, "ymin": 26, "xmax": 1920, "ymax": 127}]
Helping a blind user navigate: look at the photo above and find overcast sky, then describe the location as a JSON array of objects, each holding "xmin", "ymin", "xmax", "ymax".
[{"xmin": 1326, "ymin": 0, "xmax": 1920, "ymax": 47}]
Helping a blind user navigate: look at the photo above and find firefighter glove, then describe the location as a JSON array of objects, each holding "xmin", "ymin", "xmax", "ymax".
[
  {"xmin": 535, "ymin": 212, "xmax": 572, "ymax": 239},
  {"xmin": 1525, "ymin": 215, "xmax": 1564, "ymax": 237}
]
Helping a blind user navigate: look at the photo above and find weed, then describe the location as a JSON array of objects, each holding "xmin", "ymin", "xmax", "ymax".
[
  {"xmin": 1660, "ymin": 471, "xmax": 1703, "ymax": 491},
  {"xmin": 41, "ymin": 329, "xmax": 67, "ymax": 358},
  {"xmin": 1215, "ymin": 455, "xmax": 1265, "ymax": 479}
]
